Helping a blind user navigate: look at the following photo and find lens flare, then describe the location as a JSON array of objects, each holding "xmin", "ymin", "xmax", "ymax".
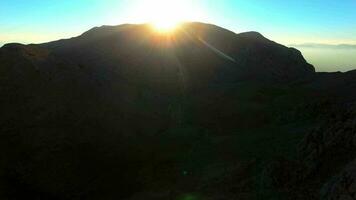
[{"xmin": 127, "ymin": 0, "xmax": 206, "ymax": 33}]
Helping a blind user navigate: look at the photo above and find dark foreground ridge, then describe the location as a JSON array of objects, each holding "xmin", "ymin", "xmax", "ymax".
[{"xmin": 0, "ymin": 22, "xmax": 355, "ymax": 199}]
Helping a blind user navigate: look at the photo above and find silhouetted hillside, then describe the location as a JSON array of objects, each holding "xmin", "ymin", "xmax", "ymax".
[{"xmin": 0, "ymin": 22, "xmax": 355, "ymax": 200}]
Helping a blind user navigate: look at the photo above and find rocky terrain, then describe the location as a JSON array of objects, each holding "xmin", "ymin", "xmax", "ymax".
[{"xmin": 0, "ymin": 22, "xmax": 355, "ymax": 199}]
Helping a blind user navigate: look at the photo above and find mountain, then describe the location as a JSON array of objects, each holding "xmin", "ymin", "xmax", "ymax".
[{"xmin": 0, "ymin": 22, "xmax": 355, "ymax": 200}]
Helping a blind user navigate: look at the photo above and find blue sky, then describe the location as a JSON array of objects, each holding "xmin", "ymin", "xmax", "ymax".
[
  {"xmin": 1, "ymin": 0, "xmax": 355, "ymax": 45},
  {"xmin": 2, "ymin": 0, "xmax": 355, "ymax": 72},
  {"xmin": 1, "ymin": 0, "xmax": 355, "ymax": 46}
]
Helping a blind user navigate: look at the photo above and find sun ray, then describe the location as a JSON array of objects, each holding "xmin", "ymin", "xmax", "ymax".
[
  {"xmin": 151, "ymin": 20, "xmax": 180, "ymax": 33},
  {"xmin": 126, "ymin": 0, "xmax": 206, "ymax": 34}
]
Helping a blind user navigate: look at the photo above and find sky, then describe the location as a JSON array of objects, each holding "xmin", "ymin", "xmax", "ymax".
[{"xmin": 1, "ymin": 0, "xmax": 356, "ymax": 71}]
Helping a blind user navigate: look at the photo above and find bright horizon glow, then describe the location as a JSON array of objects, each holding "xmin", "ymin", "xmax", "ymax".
[
  {"xmin": 1, "ymin": 0, "xmax": 355, "ymax": 45},
  {"xmin": 139, "ymin": 0, "xmax": 186, "ymax": 33},
  {"xmin": 151, "ymin": 21, "xmax": 179, "ymax": 33},
  {"xmin": 126, "ymin": 0, "xmax": 205, "ymax": 33}
]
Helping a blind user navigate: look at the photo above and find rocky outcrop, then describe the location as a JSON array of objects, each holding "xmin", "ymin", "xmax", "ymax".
[
  {"xmin": 299, "ymin": 104, "xmax": 356, "ymax": 174},
  {"xmin": 263, "ymin": 104, "xmax": 356, "ymax": 199},
  {"xmin": 322, "ymin": 159, "xmax": 356, "ymax": 200}
]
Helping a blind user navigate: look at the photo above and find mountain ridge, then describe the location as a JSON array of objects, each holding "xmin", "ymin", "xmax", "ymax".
[{"xmin": 2, "ymin": 22, "xmax": 316, "ymax": 85}]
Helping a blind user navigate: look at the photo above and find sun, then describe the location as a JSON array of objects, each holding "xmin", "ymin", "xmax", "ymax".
[
  {"xmin": 151, "ymin": 20, "xmax": 180, "ymax": 33},
  {"xmin": 147, "ymin": 0, "xmax": 184, "ymax": 33},
  {"xmin": 127, "ymin": 0, "xmax": 206, "ymax": 33}
]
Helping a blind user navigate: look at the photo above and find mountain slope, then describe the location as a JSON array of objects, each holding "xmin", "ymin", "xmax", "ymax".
[
  {"xmin": 41, "ymin": 22, "xmax": 315, "ymax": 85},
  {"xmin": 0, "ymin": 22, "xmax": 355, "ymax": 200}
]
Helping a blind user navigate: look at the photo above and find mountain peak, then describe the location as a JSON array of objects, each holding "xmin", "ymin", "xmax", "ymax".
[
  {"xmin": 238, "ymin": 31, "xmax": 265, "ymax": 38},
  {"xmin": 2, "ymin": 22, "xmax": 315, "ymax": 84}
]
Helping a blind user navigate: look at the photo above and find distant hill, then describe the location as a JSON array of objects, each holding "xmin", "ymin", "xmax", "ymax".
[{"xmin": 290, "ymin": 43, "xmax": 356, "ymax": 49}]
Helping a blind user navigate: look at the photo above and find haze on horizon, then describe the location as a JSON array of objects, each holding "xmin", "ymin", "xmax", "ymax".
[{"xmin": 1, "ymin": 0, "xmax": 355, "ymax": 72}]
